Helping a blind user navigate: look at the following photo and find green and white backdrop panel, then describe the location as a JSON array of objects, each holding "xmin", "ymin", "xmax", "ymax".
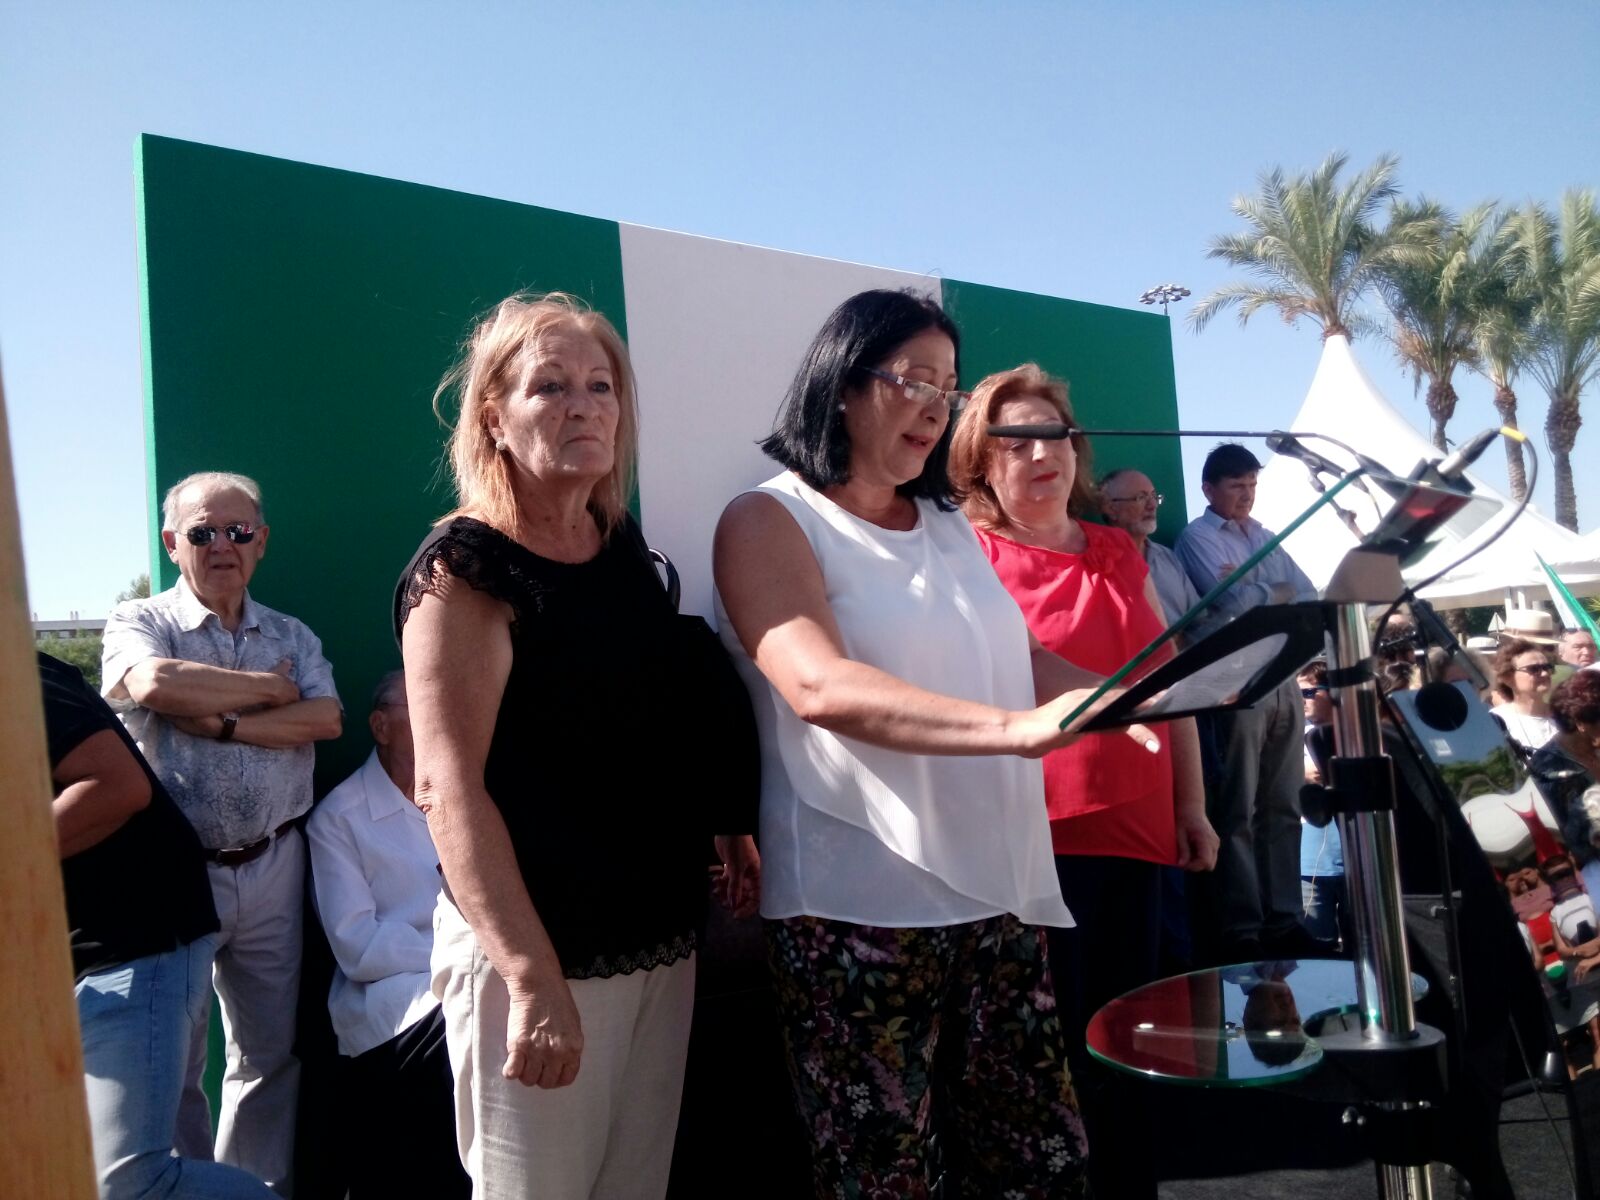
[{"xmin": 137, "ymin": 134, "xmax": 1183, "ymax": 788}]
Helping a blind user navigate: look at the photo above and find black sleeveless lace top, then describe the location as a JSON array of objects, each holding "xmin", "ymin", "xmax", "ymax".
[{"xmin": 396, "ymin": 516, "xmax": 756, "ymax": 979}]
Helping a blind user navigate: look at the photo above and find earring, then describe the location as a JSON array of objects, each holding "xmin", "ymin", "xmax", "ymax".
[
  {"xmin": 494, "ymin": 438, "xmax": 507, "ymax": 452},
  {"xmin": 836, "ymin": 403, "xmax": 847, "ymax": 413}
]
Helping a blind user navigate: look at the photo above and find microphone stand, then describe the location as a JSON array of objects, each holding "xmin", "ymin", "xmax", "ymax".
[
  {"xmin": 1037, "ymin": 422, "xmax": 1524, "ymax": 1198},
  {"xmin": 1321, "ymin": 551, "xmax": 1435, "ymax": 1200}
]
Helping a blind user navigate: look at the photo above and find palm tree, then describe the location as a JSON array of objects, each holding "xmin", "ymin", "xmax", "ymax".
[
  {"xmin": 1520, "ymin": 191, "xmax": 1600, "ymax": 531},
  {"xmin": 1376, "ymin": 199, "xmax": 1508, "ymax": 451},
  {"xmin": 1468, "ymin": 208, "xmax": 1540, "ymax": 500},
  {"xmin": 1189, "ymin": 152, "xmax": 1436, "ymax": 340}
]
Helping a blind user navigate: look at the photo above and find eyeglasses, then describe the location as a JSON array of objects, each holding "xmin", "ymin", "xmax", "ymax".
[
  {"xmin": 1515, "ymin": 663, "xmax": 1555, "ymax": 676},
  {"xmin": 862, "ymin": 367, "xmax": 970, "ymax": 411},
  {"xmin": 1105, "ymin": 491, "xmax": 1164, "ymax": 507},
  {"xmin": 1300, "ymin": 686, "xmax": 1328, "ymax": 699},
  {"xmin": 184, "ymin": 523, "xmax": 257, "ymax": 546}
]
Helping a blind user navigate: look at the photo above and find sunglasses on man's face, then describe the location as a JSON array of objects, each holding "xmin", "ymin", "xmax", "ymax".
[
  {"xmin": 1301, "ymin": 686, "xmax": 1328, "ymax": 699},
  {"xmin": 184, "ymin": 523, "xmax": 257, "ymax": 546}
]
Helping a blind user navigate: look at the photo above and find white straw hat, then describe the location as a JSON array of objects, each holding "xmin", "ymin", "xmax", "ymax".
[{"xmin": 1499, "ymin": 608, "xmax": 1559, "ymax": 646}]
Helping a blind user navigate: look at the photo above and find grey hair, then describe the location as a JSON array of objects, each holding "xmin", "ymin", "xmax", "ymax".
[
  {"xmin": 1098, "ymin": 467, "xmax": 1145, "ymax": 492},
  {"xmin": 161, "ymin": 471, "xmax": 264, "ymax": 531},
  {"xmin": 370, "ymin": 669, "xmax": 407, "ymax": 712}
]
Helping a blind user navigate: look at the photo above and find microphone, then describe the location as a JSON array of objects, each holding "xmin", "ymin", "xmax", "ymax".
[
  {"xmin": 1265, "ymin": 431, "xmax": 1346, "ymax": 480},
  {"xmin": 986, "ymin": 422, "xmax": 1076, "ymax": 441},
  {"xmin": 1435, "ymin": 426, "xmax": 1517, "ymax": 482}
]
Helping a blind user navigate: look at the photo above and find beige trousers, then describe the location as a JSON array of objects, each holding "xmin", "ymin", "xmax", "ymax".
[{"xmin": 433, "ymin": 897, "xmax": 695, "ymax": 1200}]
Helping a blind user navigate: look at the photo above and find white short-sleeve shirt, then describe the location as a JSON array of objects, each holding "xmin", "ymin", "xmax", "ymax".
[{"xmin": 102, "ymin": 579, "xmax": 340, "ymax": 849}]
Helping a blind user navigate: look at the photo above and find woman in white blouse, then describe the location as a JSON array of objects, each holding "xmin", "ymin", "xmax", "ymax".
[
  {"xmin": 1492, "ymin": 638, "xmax": 1560, "ymax": 756},
  {"xmin": 714, "ymin": 289, "xmax": 1156, "ymax": 1198}
]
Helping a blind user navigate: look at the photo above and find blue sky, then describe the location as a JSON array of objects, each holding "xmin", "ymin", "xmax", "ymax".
[{"xmin": 3, "ymin": 2, "xmax": 1596, "ymax": 616}]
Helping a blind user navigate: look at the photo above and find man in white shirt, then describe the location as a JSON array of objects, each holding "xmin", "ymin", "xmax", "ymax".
[
  {"xmin": 306, "ymin": 671, "xmax": 467, "ymax": 1199},
  {"xmin": 103, "ymin": 471, "xmax": 343, "ymax": 1193}
]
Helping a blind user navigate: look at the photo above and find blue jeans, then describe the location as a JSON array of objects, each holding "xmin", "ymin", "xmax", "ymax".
[
  {"xmin": 1300, "ymin": 874, "xmax": 1348, "ymax": 945},
  {"xmin": 76, "ymin": 935, "xmax": 273, "ymax": 1200}
]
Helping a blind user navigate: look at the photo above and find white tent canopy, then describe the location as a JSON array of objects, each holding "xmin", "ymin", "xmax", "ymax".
[{"xmin": 1250, "ymin": 335, "xmax": 1600, "ymax": 610}]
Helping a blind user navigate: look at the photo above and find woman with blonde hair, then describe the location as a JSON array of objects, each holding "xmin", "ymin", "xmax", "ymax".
[
  {"xmin": 948, "ymin": 364, "xmax": 1214, "ymax": 1194},
  {"xmin": 395, "ymin": 292, "xmax": 759, "ymax": 1198}
]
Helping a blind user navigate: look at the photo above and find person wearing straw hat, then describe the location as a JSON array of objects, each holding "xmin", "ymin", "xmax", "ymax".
[{"xmin": 1499, "ymin": 608, "xmax": 1561, "ymax": 647}]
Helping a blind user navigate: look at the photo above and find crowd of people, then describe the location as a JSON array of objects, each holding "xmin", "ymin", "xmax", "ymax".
[{"xmin": 38, "ymin": 286, "xmax": 1600, "ymax": 1199}]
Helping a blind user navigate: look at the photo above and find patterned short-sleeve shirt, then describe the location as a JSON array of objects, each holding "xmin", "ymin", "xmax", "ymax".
[{"xmin": 102, "ymin": 579, "xmax": 340, "ymax": 850}]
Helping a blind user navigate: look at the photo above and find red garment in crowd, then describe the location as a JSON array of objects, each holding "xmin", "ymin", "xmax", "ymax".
[{"xmin": 975, "ymin": 521, "xmax": 1177, "ymax": 863}]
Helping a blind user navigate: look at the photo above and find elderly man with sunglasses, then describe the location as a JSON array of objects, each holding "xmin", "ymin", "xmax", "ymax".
[{"xmin": 102, "ymin": 470, "xmax": 342, "ymax": 1195}]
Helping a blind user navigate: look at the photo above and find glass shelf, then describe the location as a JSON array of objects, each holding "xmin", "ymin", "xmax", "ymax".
[{"xmin": 1086, "ymin": 958, "xmax": 1429, "ymax": 1088}]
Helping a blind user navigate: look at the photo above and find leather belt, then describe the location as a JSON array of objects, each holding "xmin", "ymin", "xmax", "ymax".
[{"xmin": 208, "ymin": 818, "xmax": 298, "ymax": 867}]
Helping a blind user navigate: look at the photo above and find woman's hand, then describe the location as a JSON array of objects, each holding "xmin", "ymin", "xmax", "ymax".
[
  {"xmin": 502, "ymin": 976, "xmax": 585, "ymax": 1089},
  {"xmin": 1174, "ymin": 807, "xmax": 1220, "ymax": 872},
  {"xmin": 1010, "ymin": 687, "xmax": 1162, "ymax": 758},
  {"xmin": 713, "ymin": 834, "xmax": 762, "ymax": 917}
]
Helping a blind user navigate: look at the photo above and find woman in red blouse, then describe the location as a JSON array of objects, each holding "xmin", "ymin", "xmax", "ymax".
[
  {"xmin": 948, "ymin": 365, "xmax": 1216, "ymax": 1033},
  {"xmin": 949, "ymin": 364, "xmax": 1216, "ymax": 1195}
]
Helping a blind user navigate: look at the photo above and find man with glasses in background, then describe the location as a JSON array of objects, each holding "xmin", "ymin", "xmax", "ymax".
[
  {"xmin": 103, "ymin": 470, "xmax": 342, "ymax": 1195},
  {"xmin": 1100, "ymin": 466, "xmax": 1210, "ymax": 974},
  {"xmin": 1098, "ymin": 467, "xmax": 1200, "ymax": 635}
]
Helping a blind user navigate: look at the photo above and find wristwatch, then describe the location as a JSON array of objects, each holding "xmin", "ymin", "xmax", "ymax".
[{"xmin": 219, "ymin": 711, "xmax": 240, "ymax": 741}]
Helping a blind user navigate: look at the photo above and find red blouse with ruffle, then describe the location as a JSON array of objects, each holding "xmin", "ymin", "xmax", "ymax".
[{"xmin": 975, "ymin": 521, "xmax": 1178, "ymax": 863}]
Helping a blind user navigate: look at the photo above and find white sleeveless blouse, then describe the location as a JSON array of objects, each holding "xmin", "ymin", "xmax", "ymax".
[{"xmin": 714, "ymin": 472, "xmax": 1073, "ymax": 928}]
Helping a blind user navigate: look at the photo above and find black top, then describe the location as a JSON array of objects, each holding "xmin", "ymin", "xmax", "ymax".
[
  {"xmin": 38, "ymin": 652, "xmax": 219, "ymax": 981},
  {"xmin": 395, "ymin": 516, "xmax": 757, "ymax": 980},
  {"xmin": 1530, "ymin": 740, "xmax": 1598, "ymax": 869}
]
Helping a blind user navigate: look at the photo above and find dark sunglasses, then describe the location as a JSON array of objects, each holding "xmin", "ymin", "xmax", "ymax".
[
  {"xmin": 1515, "ymin": 663, "xmax": 1554, "ymax": 676},
  {"xmin": 1301, "ymin": 686, "xmax": 1328, "ymax": 699},
  {"xmin": 184, "ymin": 523, "xmax": 257, "ymax": 546}
]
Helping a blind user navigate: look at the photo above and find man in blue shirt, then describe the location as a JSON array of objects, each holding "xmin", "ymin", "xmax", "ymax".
[{"xmin": 1176, "ymin": 444, "xmax": 1319, "ymax": 959}]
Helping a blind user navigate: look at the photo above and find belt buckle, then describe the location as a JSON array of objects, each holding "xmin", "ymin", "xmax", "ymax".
[{"xmin": 212, "ymin": 834, "xmax": 270, "ymax": 866}]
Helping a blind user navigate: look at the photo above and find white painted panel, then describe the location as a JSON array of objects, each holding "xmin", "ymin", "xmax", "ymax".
[{"xmin": 619, "ymin": 224, "xmax": 939, "ymax": 618}]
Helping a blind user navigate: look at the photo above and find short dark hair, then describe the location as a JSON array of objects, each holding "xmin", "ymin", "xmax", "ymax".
[
  {"xmin": 1202, "ymin": 442, "xmax": 1263, "ymax": 485},
  {"xmin": 1550, "ymin": 671, "xmax": 1600, "ymax": 733},
  {"xmin": 1493, "ymin": 637, "xmax": 1549, "ymax": 690},
  {"xmin": 1299, "ymin": 661, "xmax": 1328, "ymax": 688},
  {"xmin": 760, "ymin": 289, "xmax": 961, "ymax": 508},
  {"xmin": 370, "ymin": 669, "xmax": 406, "ymax": 713}
]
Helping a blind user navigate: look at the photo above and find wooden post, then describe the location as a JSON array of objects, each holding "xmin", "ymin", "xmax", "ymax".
[{"xmin": 0, "ymin": 365, "xmax": 97, "ymax": 1197}]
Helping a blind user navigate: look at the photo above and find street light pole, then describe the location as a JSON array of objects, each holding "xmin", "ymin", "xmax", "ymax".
[{"xmin": 1139, "ymin": 282, "xmax": 1191, "ymax": 316}]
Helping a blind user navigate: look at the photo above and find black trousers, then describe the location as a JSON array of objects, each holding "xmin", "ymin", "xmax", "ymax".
[
  {"xmin": 346, "ymin": 1006, "xmax": 469, "ymax": 1200},
  {"xmin": 1048, "ymin": 853, "xmax": 1165, "ymax": 1200}
]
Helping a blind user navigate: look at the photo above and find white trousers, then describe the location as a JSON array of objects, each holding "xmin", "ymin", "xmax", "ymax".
[
  {"xmin": 175, "ymin": 827, "xmax": 304, "ymax": 1195},
  {"xmin": 433, "ymin": 897, "xmax": 695, "ymax": 1200}
]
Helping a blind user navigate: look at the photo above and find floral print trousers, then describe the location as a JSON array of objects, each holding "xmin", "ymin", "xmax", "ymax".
[{"xmin": 767, "ymin": 913, "xmax": 1090, "ymax": 1199}]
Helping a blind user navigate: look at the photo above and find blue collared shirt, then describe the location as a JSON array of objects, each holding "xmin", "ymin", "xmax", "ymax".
[
  {"xmin": 1174, "ymin": 507, "xmax": 1317, "ymax": 632},
  {"xmin": 1144, "ymin": 538, "xmax": 1202, "ymax": 628},
  {"xmin": 102, "ymin": 579, "xmax": 340, "ymax": 849}
]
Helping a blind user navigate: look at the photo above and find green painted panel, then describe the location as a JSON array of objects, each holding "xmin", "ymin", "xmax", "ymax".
[
  {"xmin": 940, "ymin": 279, "xmax": 1187, "ymax": 543},
  {"xmin": 135, "ymin": 135, "xmax": 627, "ymax": 785}
]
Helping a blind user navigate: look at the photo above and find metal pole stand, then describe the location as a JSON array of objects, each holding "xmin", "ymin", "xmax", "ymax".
[{"xmin": 1323, "ymin": 550, "xmax": 1437, "ymax": 1200}]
